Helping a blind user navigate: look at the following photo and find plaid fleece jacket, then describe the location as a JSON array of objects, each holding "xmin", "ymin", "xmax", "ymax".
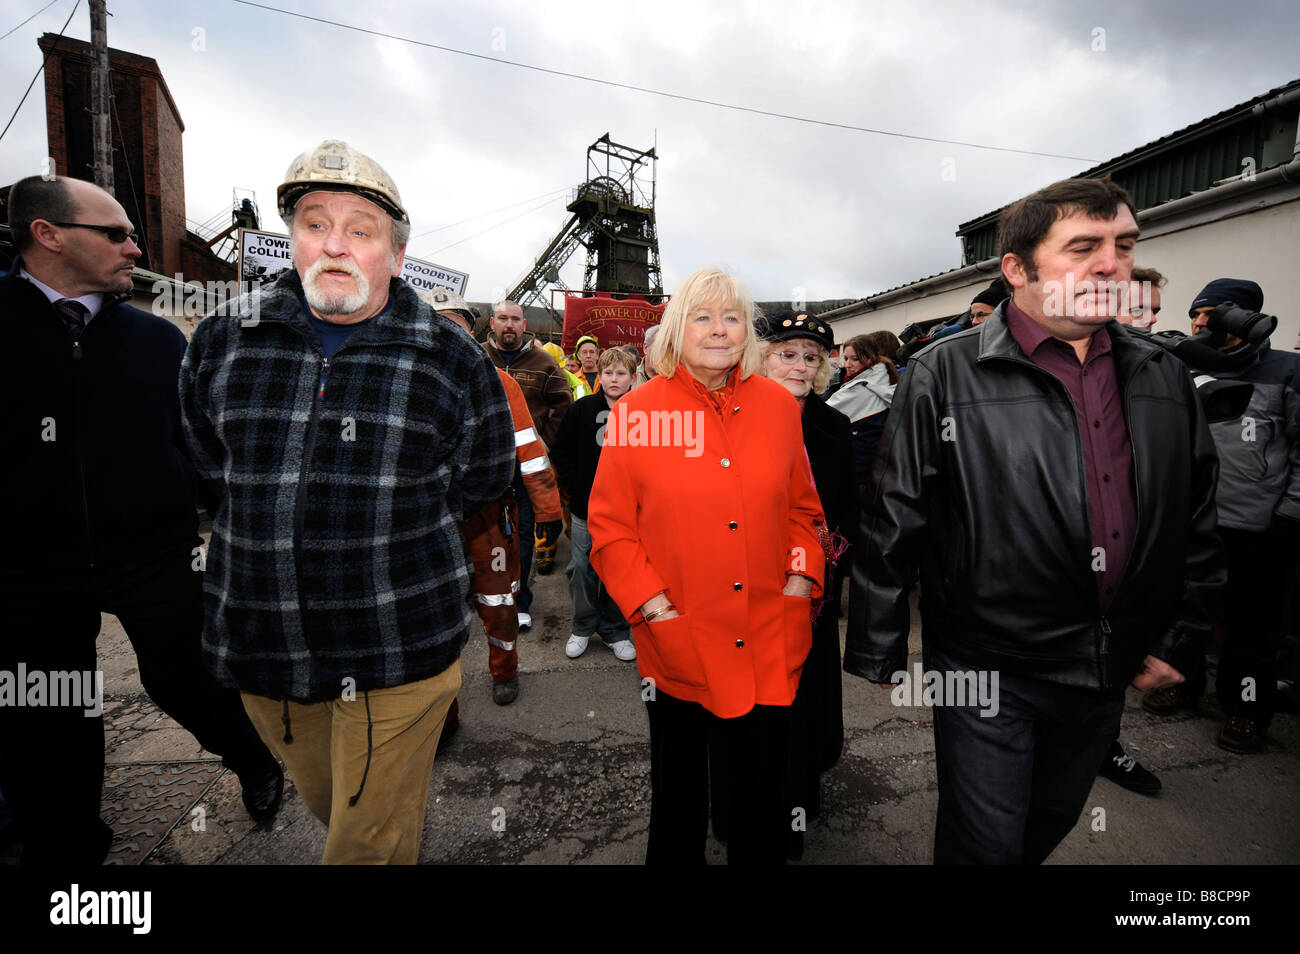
[{"xmin": 179, "ymin": 271, "xmax": 515, "ymax": 701}]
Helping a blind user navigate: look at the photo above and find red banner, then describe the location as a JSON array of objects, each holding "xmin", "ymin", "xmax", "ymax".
[{"xmin": 561, "ymin": 293, "xmax": 667, "ymax": 355}]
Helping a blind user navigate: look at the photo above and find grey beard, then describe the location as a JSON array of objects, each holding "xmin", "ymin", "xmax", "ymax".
[
  {"xmin": 302, "ymin": 262, "xmax": 371, "ymax": 316},
  {"xmin": 305, "ymin": 283, "xmax": 368, "ymax": 315}
]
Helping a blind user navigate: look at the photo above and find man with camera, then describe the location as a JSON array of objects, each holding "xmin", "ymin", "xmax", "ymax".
[{"xmin": 1142, "ymin": 278, "xmax": 1300, "ymax": 753}]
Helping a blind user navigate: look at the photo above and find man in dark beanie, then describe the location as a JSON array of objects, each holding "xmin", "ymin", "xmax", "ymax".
[
  {"xmin": 1189, "ymin": 277, "xmax": 1263, "ymax": 314},
  {"xmin": 1188, "ymin": 278, "xmax": 1265, "ymax": 349},
  {"xmin": 1143, "ymin": 277, "xmax": 1300, "ymax": 755},
  {"xmin": 968, "ymin": 278, "xmax": 1008, "ymax": 326}
]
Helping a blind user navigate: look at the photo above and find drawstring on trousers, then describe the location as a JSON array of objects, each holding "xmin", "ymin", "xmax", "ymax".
[
  {"xmin": 281, "ymin": 699, "xmax": 293, "ymax": 743},
  {"xmin": 348, "ymin": 690, "xmax": 374, "ymax": 807}
]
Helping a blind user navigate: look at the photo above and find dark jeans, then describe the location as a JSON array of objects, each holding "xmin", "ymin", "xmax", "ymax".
[
  {"xmin": 0, "ymin": 542, "xmax": 276, "ymax": 865},
  {"xmin": 1217, "ymin": 526, "xmax": 1291, "ymax": 726},
  {"xmin": 567, "ymin": 515, "xmax": 630, "ymax": 643},
  {"xmin": 927, "ymin": 643, "xmax": 1124, "ymax": 865},
  {"xmin": 645, "ymin": 688, "xmax": 791, "ymax": 865},
  {"xmin": 514, "ymin": 475, "xmax": 534, "ymax": 614}
]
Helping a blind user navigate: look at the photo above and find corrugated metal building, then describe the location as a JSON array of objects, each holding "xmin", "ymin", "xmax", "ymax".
[{"xmin": 825, "ymin": 78, "xmax": 1300, "ymax": 350}]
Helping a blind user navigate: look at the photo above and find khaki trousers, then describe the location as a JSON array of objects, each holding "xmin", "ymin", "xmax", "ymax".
[{"xmin": 241, "ymin": 659, "xmax": 461, "ymax": 864}]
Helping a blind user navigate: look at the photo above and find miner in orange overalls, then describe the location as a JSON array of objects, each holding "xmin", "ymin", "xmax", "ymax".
[{"xmin": 419, "ymin": 290, "xmax": 563, "ymax": 738}]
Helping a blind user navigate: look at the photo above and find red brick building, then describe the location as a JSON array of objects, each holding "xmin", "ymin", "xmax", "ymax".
[{"xmin": 37, "ymin": 32, "xmax": 231, "ymax": 283}]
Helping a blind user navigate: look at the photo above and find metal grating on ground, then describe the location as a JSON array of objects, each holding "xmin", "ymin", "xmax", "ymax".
[{"xmin": 101, "ymin": 761, "xmax": 224, "ymax": 865}]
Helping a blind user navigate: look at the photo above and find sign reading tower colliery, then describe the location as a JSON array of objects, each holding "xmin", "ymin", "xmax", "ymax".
[{"xmin": 237, "ymin": 228, "xmax": 470, "ymax": 297}]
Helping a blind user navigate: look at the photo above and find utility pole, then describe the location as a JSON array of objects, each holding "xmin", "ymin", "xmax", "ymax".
[{"xmin": 89, "ymin": 0, "xmax": 114, "ymax": 194}]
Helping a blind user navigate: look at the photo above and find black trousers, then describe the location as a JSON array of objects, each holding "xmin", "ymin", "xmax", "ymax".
[
  {"xmin": 645, "ymin": 688, "xmax": 791, "ymax": 865},
  {"xmin": 0, "ymin": 542, "xmax": 275, "ymax": 865},
  {"xmin": 927, "ymin": 644, "xmax": 1124, "ymax": 865},
  {"xmin": 1217, "ymin": 526, "xmax": 1291, "ymax": 726},
  {"xmin": 712, "ymin": 610, "xmax": 843, "ymax": 859}
]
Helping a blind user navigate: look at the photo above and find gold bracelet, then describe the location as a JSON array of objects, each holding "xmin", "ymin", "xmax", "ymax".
[{"xmin": 643, "ymin": 604, "xmax": 676, "ymax": 622}]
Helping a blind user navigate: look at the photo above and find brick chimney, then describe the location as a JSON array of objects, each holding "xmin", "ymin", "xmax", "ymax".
[{"xmin": 38, "ymin": 32, "xmax": 186, "ymax": 276}]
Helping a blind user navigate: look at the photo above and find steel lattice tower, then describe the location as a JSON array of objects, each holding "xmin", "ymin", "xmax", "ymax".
[{"xmin": 507, "ymin": 133, "xmax": 663, "ymax": 309}]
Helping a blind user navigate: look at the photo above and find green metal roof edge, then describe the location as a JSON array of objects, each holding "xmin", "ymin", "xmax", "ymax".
[{"xmin": 954, "ymin": 76, "xmax": 1300, "ymax": 236}]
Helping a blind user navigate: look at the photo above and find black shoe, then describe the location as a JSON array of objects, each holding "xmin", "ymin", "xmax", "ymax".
[
  {"xmin": 1216, "ymin": 715, "xmax": 1266, "ymax": 754},
  {"xmin": 1098, "ymin": 742, "xmax": 1161, "ymax": 796},
  {"xmin": 1141, "ymin": 684, "xmax": 1198, "ymax": 715},
  {"xmin": 493, "ymin": 676, "xmax": 519, "ymax": 706},
  {"xmin": 238, "ymin": 762, "xmax": 285, "ymax": 823}
]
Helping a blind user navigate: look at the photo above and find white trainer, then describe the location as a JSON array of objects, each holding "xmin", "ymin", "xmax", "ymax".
[
  {"xmin": 565, "ymin": 634, "xmax": 589, "ymax": 658},
  {"xmin": 518, "ymin": 612, "xmax": 532, "ymax": 631},
  {"xmin": 609, "ymin": 639, "xmax": 637, "ymax": 661}
]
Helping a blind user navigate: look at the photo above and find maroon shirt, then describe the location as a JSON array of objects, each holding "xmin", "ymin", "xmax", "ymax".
[{"xmin": 1005, "ymin": 302, "xmax": 1136, "ymax": 608}]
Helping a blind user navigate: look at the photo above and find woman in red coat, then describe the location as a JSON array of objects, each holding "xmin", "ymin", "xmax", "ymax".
[{"xmin": 588, "ymin": 267, "xmax": 825, "ymax": 864}]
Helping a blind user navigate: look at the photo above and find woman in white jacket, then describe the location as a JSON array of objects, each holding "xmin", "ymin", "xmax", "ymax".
[{"xmin": 827, "ymin": 334, "xmax": 898, "ymax": 490}]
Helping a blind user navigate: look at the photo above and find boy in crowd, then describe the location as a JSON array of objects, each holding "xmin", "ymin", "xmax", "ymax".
[{"xmin": 551, "ymin": 349, "xmax": 638, "ymax": 661}]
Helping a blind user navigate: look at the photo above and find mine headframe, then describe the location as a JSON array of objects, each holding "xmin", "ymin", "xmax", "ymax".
[{"xmin": 507, "ymin": 133, "xmax": 663, "ymax": 310}]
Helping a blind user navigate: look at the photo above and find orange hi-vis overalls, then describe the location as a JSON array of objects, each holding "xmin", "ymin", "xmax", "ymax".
[
  {"xmin": 460, "ymin": 371, "xmax": 562, "ymax": 684},
  {"xmin": 506, "ymin": 368, "xmax": 562, "ymax": 528},
  {"xmin": 534, "ymin": 378, "xmax": 579, "ymax": 570},
  {"xmin": 462, "ymin": 498, "xmax": 521, "ymax": 682}
]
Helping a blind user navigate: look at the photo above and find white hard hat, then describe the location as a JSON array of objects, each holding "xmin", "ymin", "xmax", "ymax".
[
  {"xmin": 277, "ymin": 139, "xmax": 408, "ymax": 223},
  {"xmin": 418, "ymin": 287, "xmax": 475, "ymax": 318}
]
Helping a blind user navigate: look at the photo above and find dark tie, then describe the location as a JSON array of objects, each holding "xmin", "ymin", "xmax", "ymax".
[{"xmin": 53, "ymin": 299, "xmax": 89, "ymax": 340}]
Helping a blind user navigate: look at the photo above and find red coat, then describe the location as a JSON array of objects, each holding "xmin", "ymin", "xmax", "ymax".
[{"xmin": 588, "ymin": 368, "xmax": 826, "ymax": 718}]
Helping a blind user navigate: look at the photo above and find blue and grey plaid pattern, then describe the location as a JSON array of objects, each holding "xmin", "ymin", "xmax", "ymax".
[{"xmin": 180, "ymin": 271, "xmax": 514, "ymax": 701}]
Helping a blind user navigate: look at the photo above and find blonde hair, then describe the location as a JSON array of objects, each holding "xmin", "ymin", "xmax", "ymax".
[
  {"xmin": 760, "ymin": 340, "xmax": 832, "ymax": 394},
  {"xmin": 648, "ymin": 267, "xmax": 763, "ymax": 381},
  {"xmin": 598, "ymin": 347, "xmax": 638, "ymax": 375}
]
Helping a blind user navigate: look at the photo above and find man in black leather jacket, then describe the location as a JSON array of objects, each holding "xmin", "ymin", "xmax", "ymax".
[{"xmin": 845, "ymin": 177, "xmax": 1224, "ymax": 864}]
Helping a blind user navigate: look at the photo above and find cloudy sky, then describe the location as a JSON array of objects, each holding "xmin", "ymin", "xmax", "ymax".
[{"xmin": 1, "ymin": 0, "xmax": 1296, "ymax": 302}]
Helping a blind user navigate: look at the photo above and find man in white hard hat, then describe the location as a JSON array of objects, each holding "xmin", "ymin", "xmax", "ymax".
[{"xmin": 179, "ymin": 141, "xmax": 515, "ymax": 864}]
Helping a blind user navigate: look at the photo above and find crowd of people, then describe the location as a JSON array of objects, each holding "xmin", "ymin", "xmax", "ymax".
[{"xmin": 2, "ymin": 140, "xmax": 1296, "ymax": 866}]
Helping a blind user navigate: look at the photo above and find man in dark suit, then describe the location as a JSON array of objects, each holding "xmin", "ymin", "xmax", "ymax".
[{"xmin": 0, "ymin": 175, "xmax": 282, "ymax": 865}]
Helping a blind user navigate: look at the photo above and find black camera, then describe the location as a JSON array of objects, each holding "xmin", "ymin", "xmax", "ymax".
[
  {"xmin": 1148, "ymin": 303, "xmax": 1273, "ymax": 422},
  {"xmin": 898, "ymin": 311, "xmax": 969, "ymax": 358},
  {"xmin": 898, "ymin": 322, "xmax": 924, "ymax": 345},
  {"xmin": 1201, "ymin": 302, "xmax": 1277, "ymax": 348}
]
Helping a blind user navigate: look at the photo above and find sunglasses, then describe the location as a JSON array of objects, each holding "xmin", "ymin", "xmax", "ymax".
[{"xmin": 35, "ymin": 221, "xmax": 139, "ymax": 244}]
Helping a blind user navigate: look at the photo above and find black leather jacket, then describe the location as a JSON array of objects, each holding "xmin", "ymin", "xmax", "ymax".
[{"xmin": 844, "ymin": 303, "xmax": 1225, "ymax": 692}]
